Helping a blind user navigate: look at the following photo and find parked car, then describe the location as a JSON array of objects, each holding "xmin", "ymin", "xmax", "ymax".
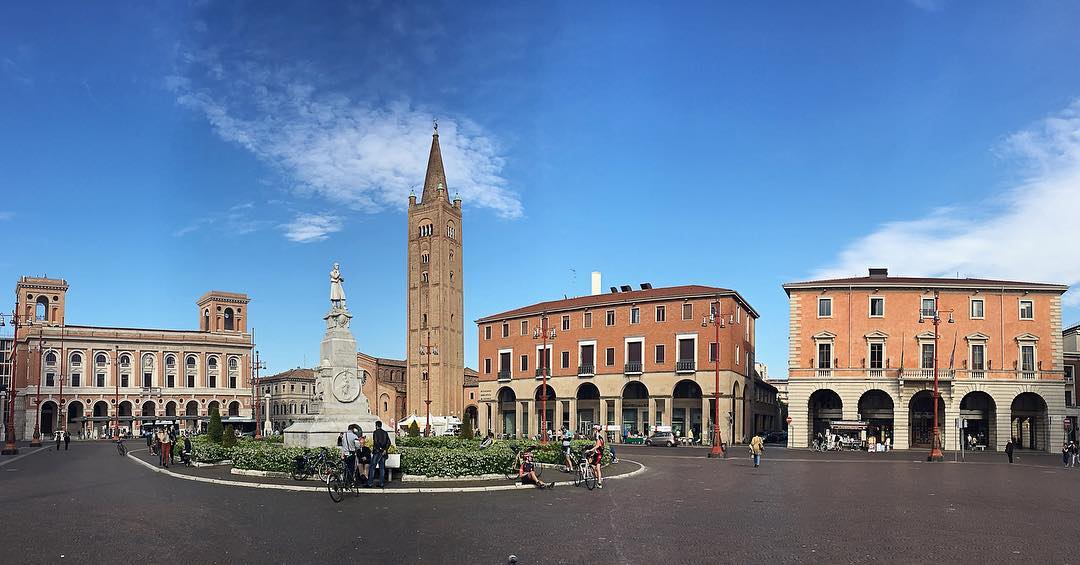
[
  {"xmin": 645, "ymin": 431, "xmax": 678, "ymax": 447},
  {"xmin": 762, "ymin": 431, "xmax": 787, "ymax": 444}
]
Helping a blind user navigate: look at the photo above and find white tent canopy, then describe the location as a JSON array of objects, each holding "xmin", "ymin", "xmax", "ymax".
[{"xmin": 397, "ymin": 414, "xmax": 461, "ymax": 430}]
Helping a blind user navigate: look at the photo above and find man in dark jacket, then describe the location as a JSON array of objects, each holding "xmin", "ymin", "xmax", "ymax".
[
  {"xmin": 368, "ymin": 420, "xmax": 391, "ymax": 488},
  {"xmin": 63, "ymin": 431, "xmax": 70, "ymax": 451},
  {"xmin": 1005, "ymin": 439, "xmax": 1015, "ymax": 463}
]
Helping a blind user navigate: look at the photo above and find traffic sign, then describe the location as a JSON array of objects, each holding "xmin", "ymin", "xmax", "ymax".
[
  {"xmin": 1064, "ymin": 417, "xmax": 1072, "ymax": 430},
  {"xmin": 786, "ymin": 416, "xmax": 792, "ymax": 424}
]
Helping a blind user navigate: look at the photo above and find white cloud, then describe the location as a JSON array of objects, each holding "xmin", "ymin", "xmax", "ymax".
[
  {"xmin": 815, "ymin": 99, "xmax": 1080, "ymax": 305},
  {"xmin": 173, "ymin": 202, "xmax": 267, "ymax": 237},
  {"xmin": 168, "ymin": 53, "xmax": 522, "ymax": 244},
  {"xmin": 281, "ymin": 213, "xmax": 343, "ymax": 243},
  {"xmin": 907, "ymin": 0, "xmax": 945, "ymax": 11},
  {"xmin": 0, "ymin": 211, "xmax": 13, "ymax": 221}
]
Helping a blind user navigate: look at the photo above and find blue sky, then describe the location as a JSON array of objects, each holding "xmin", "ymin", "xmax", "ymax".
[{"xmin": 2, "ymin": 1, "xmax": 1080, "ymax": 376}]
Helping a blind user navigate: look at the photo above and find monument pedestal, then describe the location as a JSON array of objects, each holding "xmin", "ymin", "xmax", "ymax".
[{"xmin": 284, "ymin": 414, "xmax": 381, "ymax": 448}]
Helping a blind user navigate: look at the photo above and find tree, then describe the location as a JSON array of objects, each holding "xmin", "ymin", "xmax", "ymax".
[
  {"xmin": 459, "ymin": 417, "xmax": 474, "ymax": 440},
  {"xmin": 222, "ymin": 425, "xmax": 236, "ymax": 448},
  {"xmin": 207, "ymin": 406, "xmax": 223, "ymax": 444},
  {"xmin": 407, "ymin": 421, "xmax": 421, "ymax": 438}
]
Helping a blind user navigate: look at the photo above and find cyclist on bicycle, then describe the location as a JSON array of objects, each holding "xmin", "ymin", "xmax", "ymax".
[
  {"xmin": 586, "ymin": 425, "xmax": 605, "ymax": 489},
  {"xmin": 560, "ymin": 426, "xmax": 574, "ymax": 472},
  {"xmin": 520, "ymin": 446, "xmax": 552, "ymax": 489}
]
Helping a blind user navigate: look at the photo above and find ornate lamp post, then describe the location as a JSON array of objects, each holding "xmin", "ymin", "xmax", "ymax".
[
  {"xmin": 419, "ymin": 332, "xmax": 438, "ymax": 437},
  {"xmin": 113, "ymin": 345, "xmax": 120, "ymax": 438},
  {"xmin": 1, "ymin": 310, "xmax": 30, "ymax": 454},
  {"xmin": 702, "ymin": 299, "xmax": 732, "ymax": 458},
  {"xmin": 30, "ymin": 330, "xmax": 43, "ymax": 447},
  {"xmin": 918, "ymin": 290, "xmax": 953, "ymax": 462},
  {"xmin": 532, "ymin": 314, "xmax": 557, "ymax": 445},
  {"xmin": 253, "ymin": 350, "xmax": 266, "ymax": 439}
]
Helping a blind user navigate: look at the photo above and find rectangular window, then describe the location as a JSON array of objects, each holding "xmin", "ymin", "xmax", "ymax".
[
  {"xmin": 167, "ymin": 374, "xmax": 175, "ymax": 388},
  {"xmin": 1066, "ymin": 365, "xmax": 1075, "ymax": 381},
  {"xmin": 869, "ymin": 297, "xmax": 884, "ymax": 317},
  {"xmin": 484, "ymin": 326, "xmax": 491, "ymax": 340},
  {"xmin": 682, "ymin": 303, "xmax": 693, "ymax": 320},
  {"xmin": 971, "ymin": 344, "xmax": 985, "ymax": 371},
  {"xmin": 537, "ymin": 348, "xmax": 551, "ymax": 373},
  {"xmin": 709, "ymin": 342, "xmax": 718, "ymax": 362},
  {"xmin": 818, "ymin": 297, "xmax": 832, "ymax": 318},
  {"xmin": 1020, "ymin": 345, "xmax": 1035, "ymax": 372},
  {"xmin": 655, "ymin": 306, "xmax": 666, "ymax": 322},
  {"xmin": 580, "ymin": 344, "xmax": 595, "ymax": 370},
  {"xmin": 520, "ymin": 354, "xmax": 528, "ymax": 372},
  {"xmin": 121, "ymin": 374, "xmax": 129, "ymax": 388},
  {"xmin": 605, "ymin": 347, "xmax": 615, "ymax": 366},
  {"xmin": 501, "ymin": 323, "xmax": 509, "ymax": 338},
  {"xmin": 677, "ymin": 338, "xmax": 694, "ymax": 362},
  {"xmin": 583, "ymin": 312, "xmax": 592, "ymax": 328},
  {"xmin": 499, "ymin": 352, "xmax": 511, "ymax": 374},
  {"xmin": 869, "ymin": 343, "xmax": 883, "ymax": 369},
  {"xmin": 735, "ymin": 345, "xmax": 740, "ymax": 365},
  {"xmin": 187, "ymin": 374, "xmax": 195, "ymax": 387},
  {"xmin": 817, "ymin": 343, "xmax": 832, "ymax": 369},
  {"xmin": 970, "ymin": 299, "xmax": 985, "ymax": 319},
  {"xmin": 521, "ymin": 320, "xmax": 528, "ymax": 336},
  {"xmin": 229, "ymin": 375, "xmax": 237, "ymax": 388},
  {"xmin": 1068, "ymin": 390, "xmax": 1074, "ymax": 407},
  {"xmin": 630, "ymin": 307, "xmax": 640, "ymax": 324},
  {"xmin": 209, "ymin": 375, "xmax": 217, "ymax": 388},
  {"xmin": 605, "ymin": 310, "xmax": 615, "ymax": 326},
  {"xmin": 561, "ymin": 315, "xmax": 570, "ymax": 331},
  {"xmin": 142, "ymin": 373, "xmax": 151, "ymax": 387},
  {"xmin": 1019, "ymin": 300, "xmax": 1034, "ymax": 320},
  {"xmin": 627, "ymin": 341, "xmax": 642, "ymax": 364},
  {"xmin": 655, "ymin": 344, "xmax": 665, "ymax": 364},
  {"xmin": 921, "ymin": 298, "xmax": 936, "ymax": 318},
  {"xmin": 561, "ymin": 350, "xmax": 570, "ymax": 369},
  {"xmin": 484, "ymin": 358, "xmax": 491, "ymax": 374},
  {"xmin": 71, "ymin": 373, "xmax": 81, "ymax": 387},
  {"xmin": 920, "ymin": 343, "xmax": 935, "ymax": 369}
]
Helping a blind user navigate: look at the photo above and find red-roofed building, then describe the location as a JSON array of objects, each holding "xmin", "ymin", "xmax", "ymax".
[{"xmin": 475, "ymin": 283, "xmax": 774, "ymax": 444}]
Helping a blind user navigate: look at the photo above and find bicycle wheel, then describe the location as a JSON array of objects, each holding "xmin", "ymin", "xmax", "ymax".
[
  {"xmin": 291, "ymin": 466, "xmax": 308, "ymax": 482},
  {"xmin": 533, "ymin": 463, "xmax": 543, "ymax": 478},
  {"xmin": 504, "ymin": 457, "xmax": 520, "ymax": 481},
  {"xmin": 584, "ymin": 469, "xmax": 597, "ymax": 491},
  {"xmin": 573, "ymin": 467, "xmax": 583, "ymax": 487},
  {"xmin": 117, "ymin": 443, "xmax": 127, "ymax": 456},
  {"xmin": 327, "ymin": 471, "xmax": 345, "ymax": 503}
]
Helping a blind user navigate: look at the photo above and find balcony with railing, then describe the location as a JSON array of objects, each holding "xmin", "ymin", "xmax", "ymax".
[
  {"xmin": 534, "ymin": 368, "xmax": 553, "ymax": 379},
  {"xmin": 816, "ymin": 368, "xmax": 832, "ymax": 378},
  {"xmin": 900, "ymin": 368, "xmax": 955, "ymax": 380},
  {"xmin": 967, "ymin": 370, "xmax": 985, "ymax": 379},
  {"xmin": 578, "ymin": 364, "xmax": 595, "ymax": 377},
  {"xmin": 497, "ymin": 370, "xmax": 511, "ymax": 382},
  {"xmin": 624, "ymin": 362, "xmax": 643, "ymax": 375},
  {"xmin": 675, "ymin": 360, "xmax": 695, "ymax": 373},
  {"xmin": 1019, "ymin": 370, "xmax": 1037, "ymax": 380}
]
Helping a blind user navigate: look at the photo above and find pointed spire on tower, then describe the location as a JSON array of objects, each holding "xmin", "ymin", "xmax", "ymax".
[{"xmin": 421, "ymin": 119, "xmax": 447, "ymax": 203}]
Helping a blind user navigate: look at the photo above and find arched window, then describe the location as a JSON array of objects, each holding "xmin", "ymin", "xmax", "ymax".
[
  {"xmin": 45, "ymin": 352, "xmax": 57, "ymax": 366},
  {"xmin": 142, "ymin": 353, "xmax": 154, "ymax": 368},
  {"xmin": 449, "ymin": 250, "xmax": 454, "ymax": 262},
  {"xmin": 165, "ymin": 355, "xmax": 176, "ymax": 368},
  {"xmin": 203, "ymin": 309, "xmax": 210, "ymax": 331},
  {"xmin": 35, "ymin": 296, "xmax": 48, "ymax": 321},
  {"xmin": 421, "ymin": 253, "xmax": 429, "ymax": 264},
  {"xmin": 224, "ymin": 308, "xmax": 234, "ymax": 331},
  {"xmin": 95, "ymin": 353, "xmax": 106, "ymax": 367},
  {"xmin": 208, "ymin": 357, "xmax": 218, "ymax": 370},
  {"xmin": 186, "ymin": 355, "xmax": 197, "ymax": 369},
  {"xmin": 228, "ymin": 357, "xmax": 238, "ymax": 371},
  {"xmin": 421, "ymin": 271, "xmax": 429, "ymax": 283},
  {"xmin": 447, "ymin": 222, "xmax": 456, "ymax": 239},
  {"xmin": 70, "ymin": 352, "xmax": 82, "ymax": 366},
  {"xmin": 119, "ymin": 354, "xmax": 131, "ymax": 367}
]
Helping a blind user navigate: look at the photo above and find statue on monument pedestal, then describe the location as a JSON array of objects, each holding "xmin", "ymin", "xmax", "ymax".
[{"xmin": 330, "ymin": 262, "xmax": 346, "ymax": 308}]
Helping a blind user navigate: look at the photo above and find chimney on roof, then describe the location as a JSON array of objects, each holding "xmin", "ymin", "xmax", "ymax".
[
  {"xmin": 868, "ymin": 267, "xmax": 888, "ymax": 278},
  {"xmin": 591, "ymin": 271, "xmax": 601, "ymax": 296}
]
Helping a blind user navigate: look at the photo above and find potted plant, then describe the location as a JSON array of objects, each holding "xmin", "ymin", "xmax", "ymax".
[{"xmin": 385, "ymin": 443, "xmax": 400, "ymax": 469}]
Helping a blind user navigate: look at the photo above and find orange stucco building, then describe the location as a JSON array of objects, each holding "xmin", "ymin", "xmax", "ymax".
[{"xmin": 784, "ymin": 268, "xmax": 1069, "ymax": 452}]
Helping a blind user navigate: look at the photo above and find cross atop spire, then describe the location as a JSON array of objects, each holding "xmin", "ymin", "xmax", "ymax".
[{"xmin": 421, "ymin": 121, "xmax": 447, "ymax": 203}]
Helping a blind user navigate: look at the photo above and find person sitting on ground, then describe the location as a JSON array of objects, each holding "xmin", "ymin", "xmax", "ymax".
[
  {"xmin": 181, "ymin": 433, "xmax": 193, "ymax": 464},
  {"xmin": 480, "ymin": 430, "xmax": 494, "ymax": 450},
  {"xmin": 519, "ymin": 446, "xmax": 551, "ymax": 489}
]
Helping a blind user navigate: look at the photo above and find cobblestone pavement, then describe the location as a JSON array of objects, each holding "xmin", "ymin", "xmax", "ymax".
[{"xmin": 1, "ymin": 442, "xmax": 1078, "ymax": 564}]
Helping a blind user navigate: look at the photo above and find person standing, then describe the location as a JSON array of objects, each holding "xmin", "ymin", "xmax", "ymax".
[
  {"xmin": 1063, "ymin": 443, "xmax": 1071, "ymax": 468},
  {"xmin": 340, "ymin": 424, "xmax": 360, "ymax": 486},
  {"xmin": 749, "ymin": 433, "xmax": 765, "ymax": 468},
  {"xmin": 1071, "ymin": 441, "xmax": 1079, "ymax": 468},
  {"xmin": 54, "ymin": 431, "xmax": 62, "ymax": 452},
  {"xmin": 161, "ymin": 430, "xmax": 172, "ymax": 468},
  {"xmin": 368, "ymin": 420, "xmax": 391, "ymax": 488},
  {"xmin": 561, "ymin": 427, "xmax": 574, "ymax": 472},
  {"xmin": 63, "ymin": 431, "xmax": 70, "ymax": 451},
  {"xmin": 1005, "ymin": 439, "xmax": 1015, "ymax": 464}
]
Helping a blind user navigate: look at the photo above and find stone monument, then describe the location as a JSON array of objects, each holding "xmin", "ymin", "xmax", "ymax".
[{"xmin": 284, "ymin": 263, "xmax": 381, "ymax": 447}]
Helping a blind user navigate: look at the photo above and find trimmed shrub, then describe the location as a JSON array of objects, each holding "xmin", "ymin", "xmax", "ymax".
[
  {"xmin": 407, "ymin": 421, "xmax": 421, "ymax": 438},
  {"xmin": 459, "ymin": 418, "xmax": 474, "ymax": 440},
  {"xmin": 222, "ymin": 425, "xmax": 236, "ymax": 448},
  {"xmin": 207, "ymin": 407, "xmax": 223, "ymax": 444}
]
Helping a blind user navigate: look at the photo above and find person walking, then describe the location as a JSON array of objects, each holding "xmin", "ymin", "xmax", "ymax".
[
  {"xmin": 1070, "ymin": 441, "xmax": 1079, "ymax": 468},
  {"xmin": 749, "ymin": 433, "xmax": 765, "ymax": 468},
  {"xmin": 368, "ymin": 420, "xmax": 391, "ymax": 488},
  {"xmin": 1063, "ymin": 443, "xmax": 1071, "ymax": 468},
  {"xmin": 63, "ymin": 430, "xmax": 70, "ymax": 451},
  {"xmin": 1005, "ymin": 439, "xmax": 1014, "ymax": 464}
]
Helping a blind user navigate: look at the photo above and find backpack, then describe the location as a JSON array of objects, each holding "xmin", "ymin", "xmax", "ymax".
[{"xmin": 336, "ymin": 433, "xmax": 343, "ymax": 446}]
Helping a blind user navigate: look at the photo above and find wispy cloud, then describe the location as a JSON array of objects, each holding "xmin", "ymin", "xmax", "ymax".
[
  {"xmin": 0, "ymin": 211, "xmax": 14, "ymax": 221},
  {"xmin": 174, "ymin": 202, "xmax": 267, "ymax": 238},
  {"xmin": 907, "ymin": 0, "xmax": 946, "ymax": 11},
  {"xmin": 167, "ymin": 50, "xmax": 522, "ymax": 244},
  {"xmin": 281, "ymin": 213, "xmax": 342, "ymax": 243},
  {"xmin": 814, "ymin": 99, "xmax": 1080, "ymax": 304}
]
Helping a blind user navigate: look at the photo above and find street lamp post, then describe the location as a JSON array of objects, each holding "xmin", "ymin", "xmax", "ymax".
[
  {"xmin": 532, "ymin": 314, "xmax": 557, "ymax": 445},
  {"xmin": 1, "ymin": 309, "xmax": 29, "ymax": 454},
  {"xmin": 419, "ymin": 332, "xmax": 438, "ymax": 437},
  {"xmin": 253, "ymin": 350, "xmax": 266, "ymax": 439},
  {"xmin": 113, "ymin": 345, "xmax": 119, "ymax": 438},
  {"xmin": 58, "ymin": 322, "xmax": 65, "ymax": 435},
  {"xmin": 30, "ymin": 330, "xmax": 43, "ymax": 447},
  {"xmin": 918, "ymin": 291, "xmax": 953, "ymax": 462},
  {"xmin": 702, "ymin": 300, "xmax": 731, "ymax": 458}
]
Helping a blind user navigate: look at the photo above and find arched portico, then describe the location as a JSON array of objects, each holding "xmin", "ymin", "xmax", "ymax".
[
  {"xmin": 673, "ymin": 380, "xmax": 703, "ymax": 441},
  {"xmin": 858, "ymin": 389, "xmax": 894, "ymax": 443},
  {"xmin": 959, "ymin": 391, "xmax": 996, "ymax": 450},
  {"xmin": 908, "ymin": 391, "xmax": 945, "ymax": 449},
  {"xmin": 808, "ymin": 389, "xmax": 842, "ymax": 444},
  {"xmin": 41, "ymin": 400, "xmax": 58, "ymax": 436},
  {"xmin": 620, "ymin": 381, "xmax": 649, "ymax": 436},
  {"xmin": 1011, "ymin": 392, "xmax": 1048, "ymax": 451},
  {"xmin": 67, "ymin": 401, "xmax": 84, "ymax": 434},
  {"xmin": 496, "ymin": 387, "xmax": 516, "ymax": 438},
  {"xmin": 576, "ymin": 383, "xmax": 601, "ymax": 436},
  {"xmin": 534, "ymin": 384, "xmax": 556, "ymax": 437}
]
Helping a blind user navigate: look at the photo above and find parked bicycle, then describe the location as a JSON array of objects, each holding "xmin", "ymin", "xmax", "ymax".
[
  {"xmin": 326, "ymin": 457, "xmax": 362, "ymax": 503},
  {"xmin": 292, "ymin": 449, "xmax": 331, "ymax": 481},
  {"xmin": 573, "ymin": 449, "xmax": 598, "ymax": 490},
  {"xmin": 504, "ymin": 444, "xmax": 543, "ymax": 481}
]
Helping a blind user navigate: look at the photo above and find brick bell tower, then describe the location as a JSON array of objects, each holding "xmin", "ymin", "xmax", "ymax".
[{"xmin": 406, "ymin": 122, "xmax": 465, "ymax": 422}]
